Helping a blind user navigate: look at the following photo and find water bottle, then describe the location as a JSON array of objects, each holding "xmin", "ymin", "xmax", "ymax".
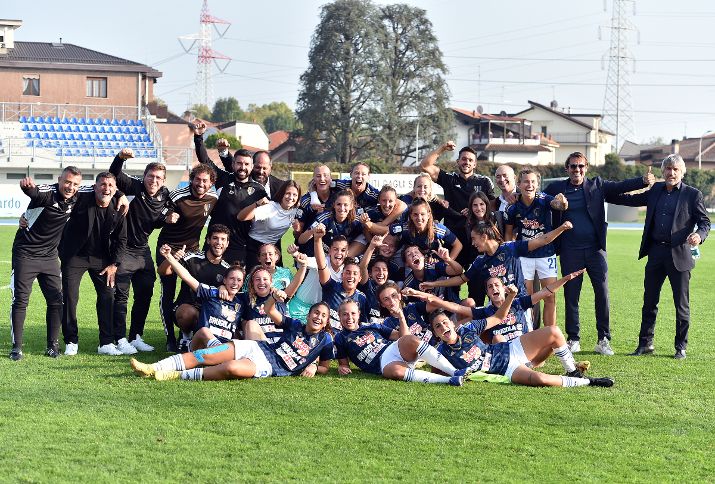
[{"xmin": 690, "ymin": 244, "xmax": 701, "ymax": 260}]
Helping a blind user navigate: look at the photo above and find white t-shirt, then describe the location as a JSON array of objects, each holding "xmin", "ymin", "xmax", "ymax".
[{"xmin": 249, "ymin": 201, "xmax": 298, "ymax": 244}]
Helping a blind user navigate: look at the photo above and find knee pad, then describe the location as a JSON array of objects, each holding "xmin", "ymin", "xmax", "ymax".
[{"xmin": 193, "ymin": 343, "xmax": 230, "ymax": 363}]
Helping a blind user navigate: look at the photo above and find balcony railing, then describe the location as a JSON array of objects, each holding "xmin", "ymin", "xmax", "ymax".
[{"xmin": 549, "ymin": 132, "xmax": 591, "ymax": 144}]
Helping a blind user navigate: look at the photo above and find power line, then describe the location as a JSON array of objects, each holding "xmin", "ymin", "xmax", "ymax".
[
  {"xmin": 447, "ymin": 78, "xmax": 715, "ymax": 87},
  {"xmin": 446, "ymin": 55, "xmax": 715, "ymax": 62}
]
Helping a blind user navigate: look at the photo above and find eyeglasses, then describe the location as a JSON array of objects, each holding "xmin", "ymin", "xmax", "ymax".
[{"xmin": 569, "ymin": 164, "xmax": 586, "ymax": 169}]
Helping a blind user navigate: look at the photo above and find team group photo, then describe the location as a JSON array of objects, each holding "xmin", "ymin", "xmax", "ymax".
[{"xmin": 2, "ymin": 0, "xmax": 714, "ymax": 482}]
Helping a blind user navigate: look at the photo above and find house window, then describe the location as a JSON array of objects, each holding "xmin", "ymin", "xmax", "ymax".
[
  {"xmin": 7, "ymin": 173, "xmax": 26, "ymax": 180},
  {"xmin": 541, "ymin": 126, "xmax": 548, "ymax": 136},
  {"xmin": 35, "ymin": 173, "xmax": 53, "ymax": 180},
  {"xmin": 86, "ymin": 77, "xmax": 107, "ymax": 98},
  {"xmin": 22, "ymin": 75, "xmax": 40, "ymax": 96}
]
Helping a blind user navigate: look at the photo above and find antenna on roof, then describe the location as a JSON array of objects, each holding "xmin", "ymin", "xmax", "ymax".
[{"xmin": 550, "ymin": 99, "xmax": 558, "ymax": 109}]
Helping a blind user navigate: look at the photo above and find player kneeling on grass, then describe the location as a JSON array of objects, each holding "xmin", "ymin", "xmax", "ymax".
[
  {"xmin": 130, "ymin": 288, "xmax": 333, "ymax": 381},
  {"xmin": 429, "ymin": 283, "xmax": 614, "ymax": 388},
  {"xmin": 334, "ymin": 300, "xmax": 481, "ymax": 386}
]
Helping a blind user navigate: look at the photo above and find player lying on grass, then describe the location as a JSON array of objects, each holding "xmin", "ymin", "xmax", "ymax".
[
  {"xmin": 473, "ymin": 270, "xmax": 586, "ymax": 344},
  {"xmin": 428, "ymin": 283, "xmax": 614, "ymax": 388},
  {"xmin": 334, "ymin": 291, "xmax": 514, "ymax": 386},
  {"xmin": 130, "ymin": 289, "xmax": 333, "ymax": 381}
]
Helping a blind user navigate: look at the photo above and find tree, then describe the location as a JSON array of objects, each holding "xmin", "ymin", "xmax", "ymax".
[
  {"xmin": 212, "ymin": 97, "xmax": 243, "ymax": 123},
  {"xmin": 241, "ymin": 102, "xmax": 300, "ymax": 133},
  {"xmin": 297, "ymin": 0, "xmax": 383, "ymax": 164},
  {"xmin": 373, "ymin": 4, "xmax": 453, "ymax": 165},
  {"xmin": 190, "ymin": 104, "xmax": 212, "ymax": 121},
  {"xmin": 206, "ymin": 133, "xmax": 242, "ymax": 150}
]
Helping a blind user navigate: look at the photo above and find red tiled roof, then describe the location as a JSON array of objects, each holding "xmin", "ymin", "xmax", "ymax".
[
  {"xmin": 269, "ymin": 130, "xmax": 290, "ymax": 151},
  {"xmin": 452, "ymin": 107, "xmax": 527, "ymax": 122}
]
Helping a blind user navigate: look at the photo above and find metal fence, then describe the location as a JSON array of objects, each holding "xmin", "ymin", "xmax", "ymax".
[{"xmin": 0, "ymin": 102, "xmax": 141, "ymax": 123}]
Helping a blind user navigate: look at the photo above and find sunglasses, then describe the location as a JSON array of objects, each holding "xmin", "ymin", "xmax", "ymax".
[{"xmin": 569, "ymin": 164, "xmax": 586, "ymax": 169}]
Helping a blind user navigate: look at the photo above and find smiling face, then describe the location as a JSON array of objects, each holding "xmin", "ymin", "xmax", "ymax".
[
  {"xmin": 431, "ymin": 313, "xmax": 458, "ymax": 344},
  {"xmin": 306, "ymin": 303, "xmax": 329, "ymax": 334},
  {"xmin": 259, "ymin": 245, "xmax": 279, "ymax": 270},
  {"xmin": 342, "ymin": 263, "xmax": 361, "ymax": 292},
  {"xmin": 471, "ymin": 231, "xmax": 488, "ymax": 252},
  {"xmin": 143, "ymin": 168, "xmax": 165, "ymax": 197},
  {"xmin": 485, "ymin": 277, "xmax": 506, "ymax": 305},
  {"xmin": 281, "ymin": 186, "xmax": 300, "ymax": 210},
  {"xmin": 457, "ymin": 149, "xmax": 476, "ymax": 176},
  {"xmin": 207, "ymin": 232, "xmax": 229, "ymax": 259},
  {"xmin": 413, "ymin": 175, "xmax": 432, "ymax": 199},
  {"xmin": 495, "ymin": 165, "xmax": 515, "ymax": 194},
  {"xmin": 378, "ymin": 286, "xmax": 402, "ymax": 313},
  {"xmin": 232, "ymin": 155, "xmax": 253, "ymax": 182},
  {"xmin": 252, "ymin": 152, "xmax": 271, "ymax": 185},
  {"xmin": 409, "ymin": 204, "xmax": 430, "ymax": 232},
  {"xmin": 223, "ymin": 268, "xmax": 245, "ymax": 296},
  {"xmin": 351, "ymin": 164, "xmax": 369, "ymax": 191},
  {"xmin": 471, "ymin": 196, "xmax": 488, "ymax": 220},
  {"xmin": 251, "ymin": 269, "xmax": 272, "ymax": 298},
  {"xmin": 329, "ymin": 240, "xmax": 349, "ymax": 267},
  {"xmin": 333, "ymin": 195, "xmax": 352, "ymax": 222},
  {"xmin": 378, "ymin": 190, "xmax": 397, "ymax": 216},
  {"xmin": 313, "ymin": 165, "xmax": 332, "ymax": 193},
  {"xmin": 403, "ymin": 246, "xmax": 424, "ymax": 272},
  {"xmin": 339, "ymin": 301, "xmax": 361, "ymax": 331},
  {"xmin": 191, "ymin": 171, "xmax": 213, "ymax": 197},
  {"xmin": 378, "ymin": 235, "xmax": 398, "ymax": 258},
  {"xmin": 58, "ymin": 171, "xmax": 82, "ymax": 200},
  {"xmin": 94, "ymin": 176, "xmax": 117, "ymax": 206},
  {"xmin": 518, "ymin": 172, "xmax": 539, "ymax": 200},
  {"xmin": 565, "ymin": 154, "xmax": 588, "ymax": 186},
  {"xmin": 370, "ymin": 261, "xmax": 389, "ymax": 285}
]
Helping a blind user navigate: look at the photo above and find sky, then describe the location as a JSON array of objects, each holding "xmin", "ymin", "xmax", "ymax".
[{"xmin": 4, "ymin": 0, "xmax": 715, "ymax": 148}]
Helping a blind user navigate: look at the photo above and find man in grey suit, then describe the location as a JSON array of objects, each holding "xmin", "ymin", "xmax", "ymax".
[{"xmin": 611, "ymin": 154, "xmax": 710, "ymax": 359}]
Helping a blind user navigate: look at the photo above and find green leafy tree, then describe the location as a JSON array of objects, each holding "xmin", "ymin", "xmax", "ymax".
[
  {"xmin": 190, "ymin": 104, "xmax": 212, "ymax": 121},
  {"xmin": 240, "ymin": 102, "xmax": 300, "ymax": 133},
  {"xmin": 205, "ymin": 133, "xmax": 242, "ymax": 150},
  {"xmin": 373, "ymin": 3, "xmax": 453, "ymax": 165},
  {"xmin": 212, "ymin": 97, "xmax": 243, "ymax": 123},
  {"xmin": 297, "ymin": 0, "xmax": 383, "ymax": 164}
]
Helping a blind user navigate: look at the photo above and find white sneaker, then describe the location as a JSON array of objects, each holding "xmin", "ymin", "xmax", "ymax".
[
  {"xmin": 64, "ymin": 343, "xmax": 78, "ymax": 356},
  {"xmin": 116, "ymin": 338, "xmax": 138, "ymax": 355},
  {"xmin": 594, "ymin": 338, "xmax": 615, "ymax": 356},
  {"xmin": 567, "ymin": 340, "xmax": 581, "ymax": 353},
  {"xmin": 98, "ymin": 343, "xmax": 123, "ymax": 356},
  {"xmin": 130, "ymin": 335, "xmax": 154, "ymax": 352}
]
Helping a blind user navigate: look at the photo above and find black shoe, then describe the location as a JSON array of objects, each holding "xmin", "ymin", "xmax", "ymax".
[
  {"xmin": 9, "ymin": 348, "xmax": 23, "ymax": 361},
  {"xmin": 565, "ymin": 369, "xmax": 584, "ymax": 378},
  {"xmin": 628, "ymin": 345, "xmax": 655, "ymax": 356},
  {"xmin": 587, "ymin": 376, "xmax": 615, "ymax": 387},
  {"xmin": 166, "ymin": 339, "xmax": 178, "ymax": 353},
  {"xmin": 45, "ymin": 343, "xmax": 60, "ymax": 358},
  {"xmin": 674, "ymin": 349, "xmax": 686, "ymax": 360}
]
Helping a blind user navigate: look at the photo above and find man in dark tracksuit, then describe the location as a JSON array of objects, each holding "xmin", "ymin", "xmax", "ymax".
[
  {"xmin": 109, "ymin": 148, "xmax": 171, "ymax": 352},
  {"xmin": 156, "ymin": 164, "xmax": 217, "ymax": 352},
  {"xmin": 60, "ymin": 172, "xmax": 127, "ymax": 356},
  {"xmin": 192, "ymin": 122, "xmax": 265, "ymax": 266},
  {"xmin": 9, "ymin": 167, "xmax": 86, "ymax": 360}
]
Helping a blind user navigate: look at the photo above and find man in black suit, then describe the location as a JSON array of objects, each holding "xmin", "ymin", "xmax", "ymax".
[
  {"xmin": 611, "ymin": 154, "xmax": 710, "ymax": 359},
  {"xmin": 251, "ymin": 150, "xmax": 286, "ymax": 202},
  {"xmin": 60, "ymin": 172, "xmax": 128, "ymax": 356},
  {"xmin": 544, "ymin": 152, "xmax": 654, "ymax": 355}
]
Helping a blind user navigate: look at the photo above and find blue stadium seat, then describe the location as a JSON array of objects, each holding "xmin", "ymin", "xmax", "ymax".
[
  {"xmin": 49, "ymin": 132, "xmax": 58, "ymax": 140},
  {"xmin": 67, "ymin": 133, "xmax": 75, "ymax": 141},
  {"xmin": 80, "ymin": 149, "xmax": 90, "ymax": 157},
  {"xmin": 79, "ymin": 125, "xmax": 88, "ymax": 133},
  {"xmin": 30, "ymin": 124, "xmax": 38, "ymax": 132},
  {"xmin": 24, "ymin": 132, "xmax": 32, "ymax": 139},
  {"xmin": 21, "ymin": 124, "xmax": 29, "ymax": 131},
  {"xmin": 90, "ymin": 134, "xmax": 99, "ymax": 142},
  {"xmin": 110, "ymin": 119, "xmax": 119, "ymax": 126},
  {"xmin": 56, "ymin": 148, "xmax": 63, "ymax": 157},
  {"xmin": 19, "ymin": 115, "xmax": 28, "ymax": 123},
  {"xmin": 137, "ymin": 120, "xmax": 145, "ymax": 127},
  {"xmin": 60, "ymin": 117, "xmax": 69, "ymax": 124},
  {"xmin": 89, "ymin": 125, "xmax": 97, "ymax": 133},
  {"xmin": 119, "ymin": 119, "xmax": 127, "ymax": 126},
  {"xmin": 41, "ymin": 132, "xmax": 49, "ymax": 140},
  {"xmin": 26, "ymin": 140, "xmax": 34, "ymax": 148},
  {"xmin": 100, "ymin": 118, "xmax": 110, "ymax": 126},
  {"xmin": 77, "ymin": 117, "xmax": 86, "ymax": 125},
  {"xmin": 46, "ymin": 125, "xmax": 55, "ymax": 132},
  {"xmin": 58, "ymin": 133, "xmax": 66, "ymax": 141},
  {"xmin": 29, "ymin": 116, "xmax": 38, "ymax": 123},
  {"xmin": 69, "ymin": 117, "xmax": 77, "ymax": 124},
  {"xmin": 62, "ymin": 148, "xmax": 72, "ymax": 156},
  {"xmin": 61, "ymin": 140, "xmax": 69, "ymax": 147},
  {"xmin": 70, "ymin": 141, "xmax": 78, "ymax": 148},
  {"xmin": 100, "ymin": 134, "xmax": 108, "ymax": 141},
  {"xmin": 142, "ymin": 134, "xmax": 150, "ymax": 142},
  {"xmin": 71, "ymin": 149, "xmax": 80, "ymax": 157},
  {"xmin": 31, "ymin": 132, "xmax": 40, "ymax": 139},
  {"xmin": 108, "ymin": 134, "xmax": 117, "ymax": 142},
  {"xmin": 52, "ymin": 116, "xmax": 61, "ymax": 124},
  {"xmin": 129, "ymin": 126, "xmax": 137, "ymax": 134}
]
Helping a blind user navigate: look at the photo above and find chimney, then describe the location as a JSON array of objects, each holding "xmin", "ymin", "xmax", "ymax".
[
  {"xmin": 0, "ymin": 19, "xmax": 23, "ymax": 53},
  {"xmin": 671, "ymin": 139, "xmax": 680, "ymax": 154}
]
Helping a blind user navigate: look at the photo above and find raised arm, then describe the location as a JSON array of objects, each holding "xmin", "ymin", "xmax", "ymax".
[
  {"xmin": 359, "ymin": 234, "xmax": 384, "ymax": 284},
  {"xmin": 432, "ymin": 243, "xmax": 463, "ymax": 276},
  {"xmin": 264, "ymin": 288, "xmax": 289, "ymax": 327},
  {"xmin": 526, "ymin": 221, "xmax": 573, "ymax": 252},
  {"xmin": 236, "ymin": 196, "xmax": 270, "ymax": 221},
  {"xmin": 420, "ymin": 140, "xmax": 455, "ymax": 182},
  {"xmin": 158, "ymin": 244, "xmax": 198, "ymax": 291},
  {"xmin": 157, "ymin": 244, "xmax": 187, "ymax": 276},
  {"xmin": 402, "ymin": 287, "xmax": 473, "ymax": 318},
  {"xmin": 447, "ymin": 236, "xmax": 462, "ymax": 261},
  {"xmin": 530, "ymin": 269, "xmax": 586, "ymax": 305},
  {"xmin": 284, "ymin": 252, "xmax": 309, "ymax": 299},
  {"xmin": 313, "ymin": 223, "xmax": 331, "ymax": 285},
  {"xmin": 482, "ymin": 284, "xmax": 517, "ymax": 330}
]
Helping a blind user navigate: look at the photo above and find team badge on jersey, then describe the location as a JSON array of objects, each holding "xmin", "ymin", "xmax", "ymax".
[
  {"xmin": 221, "ymin": 304, "xmax": 238, "ymax": 322},
  {"xmin": 497, "ymin": 253, "xmax": 506, "ymax": 262},
  {"xmin": 203, "ymin": 203, "xmax": 212, "ymax": 217},
  {"xmin": 247, "ymin": 187, "xmax": 255, "ymax": 195}
]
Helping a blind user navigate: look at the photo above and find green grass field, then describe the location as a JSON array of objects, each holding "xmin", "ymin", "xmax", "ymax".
[{"xmin": 1, "ymin": 227, "xmax": 713, "ymax": 482}]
